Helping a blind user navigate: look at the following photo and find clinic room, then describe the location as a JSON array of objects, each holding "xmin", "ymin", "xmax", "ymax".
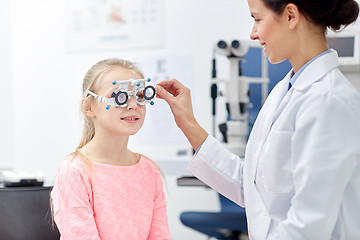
[{"xmin": 1, "ymin": 0, "xmax": 360, "ymax": 239}]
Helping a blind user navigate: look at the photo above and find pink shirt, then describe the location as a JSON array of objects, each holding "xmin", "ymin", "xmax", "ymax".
[{"xmin": 51, "ymin": 155, "xmax": 171, "ymax": 240}]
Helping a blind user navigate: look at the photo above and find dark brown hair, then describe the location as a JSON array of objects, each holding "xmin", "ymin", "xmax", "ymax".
[{"xmin": 263, "ymin": 0, "xmax": 359, "ymax": 31}]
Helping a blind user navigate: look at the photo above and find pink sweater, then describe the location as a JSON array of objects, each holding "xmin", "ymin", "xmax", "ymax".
[{"xmin": 51, "ymin": 155, "xmax": 171, "ymax": 240}]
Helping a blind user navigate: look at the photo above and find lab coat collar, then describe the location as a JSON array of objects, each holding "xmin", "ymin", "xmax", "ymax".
[{"xmin": 291, "ymin": 49, "xmax": 339, "ymax": 91}]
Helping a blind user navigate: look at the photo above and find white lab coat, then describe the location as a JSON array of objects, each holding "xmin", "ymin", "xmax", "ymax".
[{"xmin": 187, "ymin": 50, "xmax": 360, "ymax": 240}]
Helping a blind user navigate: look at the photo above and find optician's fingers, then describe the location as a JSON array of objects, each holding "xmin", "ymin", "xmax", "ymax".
[
  {"xmin": 155, "ymin": 78, "xmax": 194, "ymax": 121},
  {"xmin": 156, "ymin": 79, "xmax": 187, "ymax": 97},
  {"xmin": 155, "ymin": 79, "xmax": 183, "ymax": 103},
  {"xmin": 155, "ymin": 84, "xmax": 173, "ymax": 103}
]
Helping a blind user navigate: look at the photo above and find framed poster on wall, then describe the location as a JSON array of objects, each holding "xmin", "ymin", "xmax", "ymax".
[{"xmin": 65, "ymin": 0, "xmax": 164, "ymax": 52}]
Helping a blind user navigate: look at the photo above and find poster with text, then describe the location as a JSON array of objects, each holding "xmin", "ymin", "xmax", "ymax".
[{"xmin": 65, "ymin": 0, "xmax": 164, "ymax": 52}]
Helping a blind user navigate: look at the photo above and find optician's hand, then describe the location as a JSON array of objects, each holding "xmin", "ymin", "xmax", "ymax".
[
  {"xmin": 155, "ymin": 79, "xmax": 194, "ymax": 129},
  {"xmin": 156, "ymin": 79, "xmax": 208, "ymax": 150}
]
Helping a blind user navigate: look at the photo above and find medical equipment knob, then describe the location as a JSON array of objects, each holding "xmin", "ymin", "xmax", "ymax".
[
  {"xmin": 218, "ymin": 40, "xmax": 227, "ymax": 49},
  {"xmin": 232, "ymin": 40, "xmax": 240, "ymax": 49}
]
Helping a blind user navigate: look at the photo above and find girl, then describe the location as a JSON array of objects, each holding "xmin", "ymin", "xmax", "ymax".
[
  {"xmin": 155, "ymin": 0, "xmax": 360, "ymax": 239},
  {"xmin": 51, "ymin": 58, "xmax": 171, "ymax": 240}
]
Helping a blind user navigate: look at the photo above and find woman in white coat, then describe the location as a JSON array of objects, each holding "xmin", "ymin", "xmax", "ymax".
[{"xmin": 156, "ymin": 0, "xmax": 360, "ymax": 239}]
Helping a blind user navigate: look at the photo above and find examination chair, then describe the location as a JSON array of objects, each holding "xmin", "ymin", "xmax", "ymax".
[
  {"xmin": 0, "ymin": 186, "xmax": 60, "ymax": 240},
  {"xmin": 180, "ymin": 193, "xmax": 248, "ymax": 240}
]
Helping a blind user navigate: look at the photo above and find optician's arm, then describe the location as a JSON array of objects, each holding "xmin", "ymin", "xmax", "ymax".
[
  {"xmin": 156, "ymin": 79, "xmax": 245, "ymax": 206},
  {"xmin": 187, "ymin": 135, "xmax": 246, "ymax": 207},
  {"xmin": 278, "ymin": 93, "xmax": 360, "ymax": 239},
  {"xmin": 51, "ymin": 161, "xmax": 101, "ymax": 240}
]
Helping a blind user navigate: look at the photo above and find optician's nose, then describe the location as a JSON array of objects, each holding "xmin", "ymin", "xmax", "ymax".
[{"xmin": 250, "ymin": 24, "xmax": 258, "ymax": 41}]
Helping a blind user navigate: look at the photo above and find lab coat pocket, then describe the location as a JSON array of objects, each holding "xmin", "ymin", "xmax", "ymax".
[{"xmin": 259, "ymin": 131, "xmax": 293, "ymax": 194}]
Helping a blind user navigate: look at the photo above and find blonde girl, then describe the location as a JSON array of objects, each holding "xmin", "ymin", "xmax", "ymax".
[{"xmin": 51, "ymin": 58, "xmax": 171, "ymax": 240}]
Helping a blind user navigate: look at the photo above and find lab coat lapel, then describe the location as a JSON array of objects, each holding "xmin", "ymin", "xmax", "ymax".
[
  {"xmin": 257, "ymin": 72, "xmax": 291, "ymax": 138},
  {"xmin": 248, "ymin": 71, "xmax": 292, "ymax": 181},
  {"xmin": 272, "ymin": 82, "xmax": 294, "ymax": 125}
]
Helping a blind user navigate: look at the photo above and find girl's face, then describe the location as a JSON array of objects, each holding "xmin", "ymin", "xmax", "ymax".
[
  {"xmin": 248, "ymin": 0, "xmax": 293, "ymax": 64},
  {"xmin": 91, "ymin": 67, "xmax": 146, "ymax": 137}
]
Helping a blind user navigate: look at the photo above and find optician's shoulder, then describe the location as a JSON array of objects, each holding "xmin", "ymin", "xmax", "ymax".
[
  {"xmin": 298, "ymin": 68, "xmax": 360, "ymax": 121},
  {"xmin": 318, "ymin": 69, "xmax": 359, "ymax": 108}
]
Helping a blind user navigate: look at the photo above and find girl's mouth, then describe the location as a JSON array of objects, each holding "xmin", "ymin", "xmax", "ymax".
[
  {"xmin": 121, "ymin": 116, "xmax": 139, "ymax": 123},
  {"xmin": 121, "ymin": 117, "xmax": 138, "ymax": 120}
]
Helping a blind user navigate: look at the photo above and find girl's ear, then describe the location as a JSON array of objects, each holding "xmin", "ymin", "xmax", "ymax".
[
  {"xmin": 81, "ymin": 97, "xmax": 96, "ymax": 118},
  {"xmin": 284, "ymin": 3, "xmax": 300, "ymax": 30}
]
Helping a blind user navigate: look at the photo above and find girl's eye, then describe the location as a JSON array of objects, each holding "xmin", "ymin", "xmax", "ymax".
[{"xmin": 136, "ymin": 91, "xmax": 145, "ymax": 102}]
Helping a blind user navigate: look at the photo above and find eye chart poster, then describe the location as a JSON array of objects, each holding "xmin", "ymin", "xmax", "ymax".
[
  {"xmin": 65, "ymin": 0, "xmax": 164, "ymax": 52},
  {"xmin": 135, "ymin": 54, "xmax": 193, "ymax": 144}
]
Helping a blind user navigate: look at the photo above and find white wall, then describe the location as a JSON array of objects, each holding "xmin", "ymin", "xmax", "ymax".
[{"xmin": 0, "ymin": 0, "xmax": 13, "ymax": 169}]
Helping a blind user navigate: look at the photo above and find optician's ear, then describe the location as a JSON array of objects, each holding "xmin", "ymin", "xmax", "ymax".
[
  {"xmin": 284, "ymin": 3, "xmax": 300, "ymax": 29},
  {"xmin": 81, "ymin": 97, "xmax": 96, "ymax": 118}
]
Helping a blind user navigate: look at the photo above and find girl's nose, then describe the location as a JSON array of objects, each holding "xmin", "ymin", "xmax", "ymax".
[{"xmin": 126, "ymin": 96, "xmax": 138, "ymax": 110}]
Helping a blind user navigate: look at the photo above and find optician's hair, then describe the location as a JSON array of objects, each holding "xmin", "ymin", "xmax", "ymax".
[{"xmin": 263, "ymin": 0, "xmax": 359, "ymax": 31}]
